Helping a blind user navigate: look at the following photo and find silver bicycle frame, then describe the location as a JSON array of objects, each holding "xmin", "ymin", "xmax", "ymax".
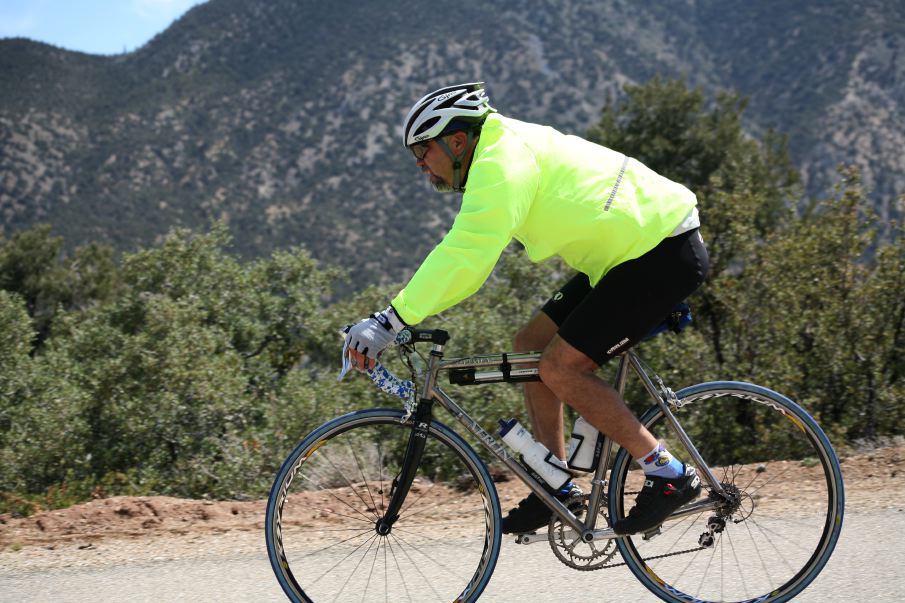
[{"xmin": 417, "ymin": 341, "xmax": 724, "ymax": 542}]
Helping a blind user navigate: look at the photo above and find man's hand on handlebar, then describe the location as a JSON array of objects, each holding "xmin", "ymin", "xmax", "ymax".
[{"xmin": 340, "ymin": 305, "xmax": 407, "ymax": 376}]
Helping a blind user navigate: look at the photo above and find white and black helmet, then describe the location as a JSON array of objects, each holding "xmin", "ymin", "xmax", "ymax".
[{"xmin": 402, "ymin": 82, "xmax": 494, "ymax": 147}]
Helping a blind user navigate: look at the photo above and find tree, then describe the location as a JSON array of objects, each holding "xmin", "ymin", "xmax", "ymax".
[
  {"xmin": 589, "ymin": 78, "xmax": 904, "ymax": 445},
  {"xmin": 0, "ymin": 223, "xmax": 350, "ymax": 508},
  {"xmin": 0, "ymin": 291, "xmax": 33, "ymax": 447},
  {"xmin": 725, "ymin": 170, "xmax": 905, "ymax": 442},
  {"xmin": 588, "ymin": 77, "xmax": 801, "ymax": 373},
  {"xmin": 0, "ymin": 224, "xmax": 118, "ymax": 345}
]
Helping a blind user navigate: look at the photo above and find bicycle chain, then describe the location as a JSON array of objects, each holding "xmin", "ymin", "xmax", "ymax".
[
  {"xmin": 594, "ymin": 489, "xmax": 705, "ymax": 569},
  {"xmin": 598, "ymin": 545, "xmax": 707, "ymax": 569}
]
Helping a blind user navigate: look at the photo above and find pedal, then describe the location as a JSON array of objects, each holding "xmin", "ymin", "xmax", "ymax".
[{"xmin": 641, "ymin": 526, "xmax": 662, "ymax": 540}]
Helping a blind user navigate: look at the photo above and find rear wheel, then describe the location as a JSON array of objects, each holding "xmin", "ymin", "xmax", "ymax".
[
  {"xmin": 609, "ymin": 381, "xmax": 844, "ymax": 603},
  {"xmin": 265, "ymin": 408, "xmax": 502, "ymax": 602}
]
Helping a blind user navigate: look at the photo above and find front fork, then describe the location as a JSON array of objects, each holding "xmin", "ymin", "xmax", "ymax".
[{"xmin": 375, "ymin": 398, "xmax": 434, "ymax": 534}]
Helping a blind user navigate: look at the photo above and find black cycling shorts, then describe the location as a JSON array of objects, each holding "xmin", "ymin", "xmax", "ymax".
[{"xmin": 540, "ymin": 228, "xmax": 709, "ymax": 365}]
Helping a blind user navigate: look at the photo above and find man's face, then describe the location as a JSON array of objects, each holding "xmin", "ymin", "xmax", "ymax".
[{"xmin": 412, "ymin": 138, "xmax": 454, "ymax": 192}]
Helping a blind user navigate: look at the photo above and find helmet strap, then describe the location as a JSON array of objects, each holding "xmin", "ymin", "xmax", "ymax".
[{"xmin": 436, "ymin": 130, "xmax": 477, "ymax": 193}]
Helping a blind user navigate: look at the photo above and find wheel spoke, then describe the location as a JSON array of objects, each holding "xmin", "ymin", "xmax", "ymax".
[
  {"xmin": 266, "ymin": 412, "xmax": 500, "ymax": 602},
  {"xmin": 610, "ymin": 385, "xmax": 843, "ymax": 602},
  {"xmin": 389, "ymin": 533, "xmax": 447, "ymax": 602}
]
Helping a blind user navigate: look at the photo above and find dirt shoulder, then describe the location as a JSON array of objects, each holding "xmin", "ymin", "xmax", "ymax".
[{"xmin": 2, "ymin": 444, "xmax": 904, "ymax": 570}]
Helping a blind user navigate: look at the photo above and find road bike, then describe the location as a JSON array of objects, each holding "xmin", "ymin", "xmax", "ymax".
[{"xmin": 265, "ymin": 310, "xmax": 844, "ymax": 602}]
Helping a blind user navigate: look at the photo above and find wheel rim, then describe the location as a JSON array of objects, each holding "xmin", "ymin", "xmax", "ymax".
[
  {"xmin": 267, "ymin": 411, "xmax": 500, "ymax": 603},
  {"xmin": 611, "ymin": 384, "xmax": 844, "ymax": 603}
]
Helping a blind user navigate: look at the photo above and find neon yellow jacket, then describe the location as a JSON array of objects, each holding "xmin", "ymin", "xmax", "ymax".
[{"xmin": 391, "ymin": 114, "xmax": 697, "ymax": 325}]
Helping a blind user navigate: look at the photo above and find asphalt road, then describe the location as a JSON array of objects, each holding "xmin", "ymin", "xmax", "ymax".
[{"xmin": 1, "ymin": 509, "xmax": 901, "ymax": 602}]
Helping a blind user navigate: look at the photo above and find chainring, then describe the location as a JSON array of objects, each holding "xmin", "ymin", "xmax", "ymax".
[{"xmin": 547, "ymin": 494, "xmax": 619, "ymax": 570}]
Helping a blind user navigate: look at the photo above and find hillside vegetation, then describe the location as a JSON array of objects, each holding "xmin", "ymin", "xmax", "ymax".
[
  {"xmin": 1, "ymin": 80, "xmax": 901, "ymax": 515},
  {"xmin": 1, "ymin": 0, "xmax": 903, "ymax": 285}
]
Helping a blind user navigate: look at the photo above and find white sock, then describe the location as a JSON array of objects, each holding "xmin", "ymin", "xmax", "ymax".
[{"xmin": 640, "ymin": 443, "xmax": 684, "ymax": 478}]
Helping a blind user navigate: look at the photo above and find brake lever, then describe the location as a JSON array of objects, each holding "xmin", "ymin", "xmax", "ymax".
[{"xmin": 337, "ymin": 324, "xmax": 353, "ymax": 381}]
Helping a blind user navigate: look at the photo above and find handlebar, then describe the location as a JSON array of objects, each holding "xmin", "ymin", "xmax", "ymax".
[
  {"xmin": 340, "ymin": 327, "xmax": 449, "ymax": 403},
  {"xmin": 366, "ymin": 362, "xmax": 415, "ymax": 402}
]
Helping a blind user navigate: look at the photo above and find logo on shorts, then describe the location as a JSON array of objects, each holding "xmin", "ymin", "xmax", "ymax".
[
  {"xmin": 553, "ymin": 292, "xmax": 564, "ymax": 301},
  {"xmin": 606, "ymin": 337, "xmax": 630, "ymax": 355}
]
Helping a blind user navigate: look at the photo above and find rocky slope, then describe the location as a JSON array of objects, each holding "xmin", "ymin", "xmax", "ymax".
[{"xmin": 1, "ymin": 0, "xmax": 902, "ymax": 282}]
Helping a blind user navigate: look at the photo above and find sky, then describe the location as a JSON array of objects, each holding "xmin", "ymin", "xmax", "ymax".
[{"xmin": 0, "ymin": 0, "xmax": 208, "ymax": 55}]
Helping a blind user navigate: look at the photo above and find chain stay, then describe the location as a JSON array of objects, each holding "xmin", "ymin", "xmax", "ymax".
[{"xmin": 595, "ymin": 493, "xmax": 705, "ymax": 568}]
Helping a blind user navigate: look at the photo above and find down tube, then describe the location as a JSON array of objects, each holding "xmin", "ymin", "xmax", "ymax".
[{"xmin": 431, "ymin": 387, "xmax": 587, "ymax": 534}]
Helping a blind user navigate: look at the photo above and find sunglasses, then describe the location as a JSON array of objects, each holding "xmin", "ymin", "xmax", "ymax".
[{"xmin": 410, "ymin": 141, "xmax": 431, "ymax": 160}]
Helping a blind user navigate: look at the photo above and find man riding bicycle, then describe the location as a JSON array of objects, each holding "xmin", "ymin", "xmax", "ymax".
[{"xmin": 343, "ymin": 82, "xmax": 709, "ymax": 536}]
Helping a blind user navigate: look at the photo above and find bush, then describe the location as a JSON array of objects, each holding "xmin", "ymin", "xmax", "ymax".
[{"xmin": 1, "ymin": 79, "xmax": 902, "ymax": 513}]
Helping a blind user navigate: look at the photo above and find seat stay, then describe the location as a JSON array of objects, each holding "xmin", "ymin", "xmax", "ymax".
[{"xmin": 627, "ymin": 351, "xmax": 726, "ymax": 495}]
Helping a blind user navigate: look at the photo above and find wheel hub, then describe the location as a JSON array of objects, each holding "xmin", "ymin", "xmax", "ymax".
[
  {"xmin": 698, "ymin": 482, "xmax": 756, "ymax": 547},
  {"xmin": 711, "ymin": 482, "xmax": 744, "ymax": 516},
  {"xmin": 375, "ymin": 518, "xmax": 393, "ymax": 535}
]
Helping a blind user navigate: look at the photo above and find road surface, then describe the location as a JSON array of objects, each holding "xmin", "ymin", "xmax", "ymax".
[{"xmin": 1, "ymin": 508, "xmax": 901, "ymax": 602}]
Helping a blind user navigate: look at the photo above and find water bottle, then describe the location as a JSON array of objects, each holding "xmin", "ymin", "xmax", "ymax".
[
  {"xmin": 498, "ymin": 419, "xmax": 571, "ymax": 490},
  {"xmin": 566, "ymin": 416, "xmax": 603, "ymax": 472}
]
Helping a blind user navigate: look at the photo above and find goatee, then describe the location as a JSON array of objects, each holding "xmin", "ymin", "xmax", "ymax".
[{"xmin": 430, "ymin": 175, "xmax": 455, "ymax": 193}]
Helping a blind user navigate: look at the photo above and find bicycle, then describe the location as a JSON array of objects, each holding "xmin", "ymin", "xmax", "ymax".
[{"xmin": 265, "ymin": 309, "xmax": 845, "ymax": 602}]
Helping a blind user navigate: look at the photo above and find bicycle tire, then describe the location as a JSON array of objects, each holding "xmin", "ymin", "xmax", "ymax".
[
  {"xmin": 608, "ymin": 381, "xmax": 844, "ymax": 603},
  {"xmin": 265, "ymin": 407, "xmax": 502, "ymax": 602}
]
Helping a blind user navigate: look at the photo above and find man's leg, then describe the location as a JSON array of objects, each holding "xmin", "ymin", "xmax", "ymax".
[
  {"xmin": 540, "ymin": 334, "xmax": 701, "ymax": 535},
  {"xmin": 518, "ymin": 230, "xmax": 708, "ymax": 535},
  {"xmin": 501, "ymin": 312, "xmax": 581, "ymax": 534},
  {"xmin": 513, "ymin": 312, "xmax": 565, "ymax": 459},
  {"xmin": 546, "ymin": 229, "xmax": 709, "ymax": 460},
  {"xmin": 538, "ymin": 334, "xmax": 656, "ymax": 459}
]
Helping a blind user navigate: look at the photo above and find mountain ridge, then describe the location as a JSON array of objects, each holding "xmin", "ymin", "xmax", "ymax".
[{"xmin": 1, "ymin": 0, "xmax": 902, "ymax": 283}]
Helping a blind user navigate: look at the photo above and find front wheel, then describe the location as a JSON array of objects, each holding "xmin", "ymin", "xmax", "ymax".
[
  {"xmin": 609, "ymin": 381, "xmax": 844, "ymax": 603},
  {"xmin": 265, "ymin": 408, "xmax": 502, "ymax": 602}
]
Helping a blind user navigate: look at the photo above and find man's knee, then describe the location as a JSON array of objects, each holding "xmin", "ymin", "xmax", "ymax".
[
  {"xmin": 538, "ymin": 336, "xmax": 599, "ymax": 391},
  {"xmin": 513, "ymin": 312, "xmax": 557, "ymax": 352}
]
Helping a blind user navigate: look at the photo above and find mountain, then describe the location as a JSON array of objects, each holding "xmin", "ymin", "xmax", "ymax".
[{"xmin": 1, "ymin": 0, "xmax": 902, "ymax": 283}]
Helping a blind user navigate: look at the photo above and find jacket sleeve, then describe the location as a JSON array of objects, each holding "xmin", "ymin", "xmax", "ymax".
[{"xmin": 391, "ymin": 135, "xmax": 539, "ymax": 325}]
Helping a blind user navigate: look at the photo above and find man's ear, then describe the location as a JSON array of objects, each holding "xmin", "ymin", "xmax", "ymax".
[{"xmin": 450, "ymin": 130, "xmax": 469, "ymax": 153}]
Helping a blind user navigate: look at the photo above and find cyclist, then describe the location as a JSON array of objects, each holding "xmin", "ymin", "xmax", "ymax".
[{"xmin": 343, "ymin": 82, "xmax": 708, "ymax": 536}]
